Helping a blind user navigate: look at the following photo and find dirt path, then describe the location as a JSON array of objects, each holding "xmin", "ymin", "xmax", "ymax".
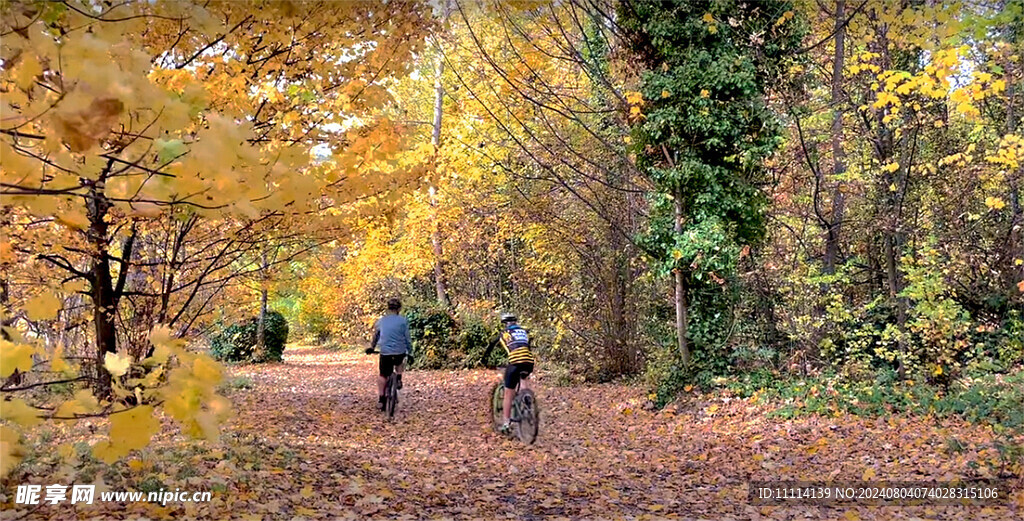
[
  {"xmin": 14, "ymin": 345, "xmax": 1017, "ymax": 520},
  {"xmin": 212, "ymin": 346, "xmax": 1018, "ymax": 520}
]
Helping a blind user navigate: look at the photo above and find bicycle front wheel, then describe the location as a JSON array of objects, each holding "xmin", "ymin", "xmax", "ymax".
[{"xmin": 514, "ymin": 389, "xmax": 539, "ymax": 444}]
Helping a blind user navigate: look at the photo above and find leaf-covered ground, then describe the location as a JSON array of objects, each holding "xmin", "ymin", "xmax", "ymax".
[{"xmin": 6, "ymin": 345, "xmax": 1022, "ymax": 520}]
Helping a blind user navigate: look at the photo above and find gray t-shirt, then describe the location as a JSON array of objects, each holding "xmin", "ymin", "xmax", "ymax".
[{"xmin": 372, "ymin": 313, "xmax": 413, "ymax": 356}]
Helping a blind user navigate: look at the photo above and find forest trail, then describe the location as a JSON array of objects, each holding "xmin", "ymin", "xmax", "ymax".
[{"xmin": 208, "ymin": 346, "xmax": 1016, "ymax": 520}]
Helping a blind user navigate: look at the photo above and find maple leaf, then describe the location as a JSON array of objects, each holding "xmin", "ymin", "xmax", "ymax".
[
  {"xmin": 53, "ymin": 390, "xmax": 100, "ymax": 420},
  {"xmin": 104, "ymin": 351, "xmax": 133, "ymax": 377},
  {"xmin": 0, "ymin": 427, "xmax": 25, "ymax": 476},
  {"xmin": 0, "ymin": 340, "xmax": 34, "ymax": 378},
  {"xmin": 155, "ymin": 138, "xmax": 188, "ymax": 164},
  {"xmin": 150, "ymin": 324, "xmax": 186, "ymax": 353},
  {"xmin": 24, "ymin": 290, "xmax": 61, "ymax": 321},
  {"xmin": 50, "ymin": 344, "xmax": 71, "ymax": 373},
  {"xmin": 52, "ymin": 97, "xmax": 124, "ymax": 152},
  {"xmin": 110, "ymin": 405, "xmax": 161, "ymax": 450},
  {"xmin": 0, "ymin": 398, "xmax": 41, "ymax": 427}
]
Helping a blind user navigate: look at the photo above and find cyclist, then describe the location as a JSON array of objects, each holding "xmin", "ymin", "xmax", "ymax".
[
  {"xmin": 365, "ymin": 298, "xmax": 414, "ymax": 411},
  {"xmin": 482, "ymin": 312, "xmax": 536, "ymax": 434}
]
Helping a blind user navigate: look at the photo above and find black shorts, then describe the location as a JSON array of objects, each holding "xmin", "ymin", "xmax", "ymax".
[
  {"xmin": 504, "ymin": 362, "xmax": 534, "ymax": 389},
  {"xmin": 379, "ymin": 354, "xmax": 406, "ymax": 377}
]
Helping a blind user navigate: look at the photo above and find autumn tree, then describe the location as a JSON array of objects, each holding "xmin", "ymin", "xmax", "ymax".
[
  {"xmin": 1, "ymin": 0, "xmax": 433, "ymax": 473},
  {"xmin": 759, "ymin": 0, "xmax": 1022, "ymax": 380},
  {"xmin": 619, "ymin": 0, "xmax": 805, "ymax": 373}
]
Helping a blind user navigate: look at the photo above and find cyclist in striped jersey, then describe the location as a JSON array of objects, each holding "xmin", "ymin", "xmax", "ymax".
[{"xmin": 483, "ymin": 313, "xmax": 536, "ymax": 434}]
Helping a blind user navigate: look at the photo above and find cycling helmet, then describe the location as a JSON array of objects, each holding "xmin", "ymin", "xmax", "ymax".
[
  {"xmin": 387, "ymin": 298, "xmax": 402, "ymax": 311},
  {"xmin": 500, "ymin": 312, "xmax": 517, "ymax": 324}
]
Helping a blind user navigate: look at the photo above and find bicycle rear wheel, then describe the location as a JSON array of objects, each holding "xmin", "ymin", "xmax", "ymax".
[
  {"xmin": 488, "ymin": 382, "xmax": 504, "ymax": 433},
  {"xmin": 386, "ymin": 375, "xmax": 398, "ymax": 418},
  {"xmin": 514, "ymin": 389, "xmax": 539, "ymax": 444}
]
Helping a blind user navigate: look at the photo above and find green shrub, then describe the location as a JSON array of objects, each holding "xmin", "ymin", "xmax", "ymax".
[
  {"xmin": 210, "ymin": 311, "xmax": 289, "ymax": 362},
  {"xmin": 405, "ymin": 303, "xmax": 499, "ymax": 369},
  {"xmin": 721, "ymin": 369, "xmax": 1024, "ymax": 434}
]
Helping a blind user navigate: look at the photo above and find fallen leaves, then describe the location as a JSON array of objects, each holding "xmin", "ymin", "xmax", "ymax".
[{"xmin": 6, "ymin": 346, "xmax": 1021, "ymax": 520}]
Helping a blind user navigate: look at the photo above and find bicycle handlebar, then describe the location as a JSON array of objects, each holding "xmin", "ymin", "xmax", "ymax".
[{"xmin": 364, "ymin": 348, "xmax": 415, "ymax": 364}]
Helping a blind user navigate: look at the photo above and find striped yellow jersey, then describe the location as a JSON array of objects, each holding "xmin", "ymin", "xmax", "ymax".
[{"xmin": 499, "ymin": 325, "xmax": 536, "ymax": 364}]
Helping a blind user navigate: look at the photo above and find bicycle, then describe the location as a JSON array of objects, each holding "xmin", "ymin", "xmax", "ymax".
[
  {"xmin": 364, "ymin": 349, "xmax": 407, "ymax": 419},
  {"xmin": 487, "ymin": 366, "xmax": 539, "ymax": 444}
]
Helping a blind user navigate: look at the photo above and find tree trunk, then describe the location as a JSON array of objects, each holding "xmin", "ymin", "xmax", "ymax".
[
  {"xmin": 825, "ymin": 0, "xmax": 848, "ymax": 274},
  {"xmin": 1, "ymin": 275, "xmax": 22, "ymax": 388},
  {"xmin": 610, "ymin": 253, "xmax": 634, "ymax": 372},
  {"xmin": 254, "ymin": 250, "xmax": 269, "ymax": 362},
  {"xmin": 255, "ymin": 287, "xmax": 268, "ymax": 362},
  {"xmin": 674, "ymin": 194, "xmax": 689, "ymax": 365},
  {"xmin": 603, "ymin": 215, "xmax": 635, "ymax": 374},
  {"xmin": 883, "ymin": 231, "xmax": 909, "ymax": 376},
  {"xmin": 430, "ymin": 24, "xmax": 451, "ymax": 308},
  {"xmin": 87, "ymin": 181, "xmax": 117, "ymax": 397}
]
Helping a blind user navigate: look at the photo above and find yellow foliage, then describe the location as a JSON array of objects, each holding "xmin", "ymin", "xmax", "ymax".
[
  {"xmin": 987, "ymin": 134, "xmax": 1022, "ymax": 170},
  {"xmin": 50, "ymin": 344, "xmax": 71, "ymax": 373},
  {"xmin": 984, "ymin": 197, "xmax": 1006, "ymax": 210},
  {"xmin": 53, "ymin": 390, "xmax": 100, "ymax": 421},
  {"xmin": 873, "ymin": 92, "xmax": 900, "ymax": 108},
  {"xmin": 0, "ymin": 340, "xmax": 35, "ymax": 378},
  {"xmin": 0, "ymin": 427, "xmax": 25, "ymax": 476},
  {"xmin": 24, "ymin": 290, "xmax": 60, "ymax": 321},
  {"xmin": 0, "ymin": 398, "xmax": 41, "ymax": 428}
]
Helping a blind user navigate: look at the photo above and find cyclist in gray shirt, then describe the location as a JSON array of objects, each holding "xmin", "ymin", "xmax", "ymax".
[{"xmin": 365, "ymin": 298, "xmax": 414, "ymax": 410}]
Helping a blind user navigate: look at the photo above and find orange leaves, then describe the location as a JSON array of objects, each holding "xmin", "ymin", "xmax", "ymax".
[
  {"xmin": 775, "ymin": 10, "xmax": 795, "ymax": 27},
  {"xmin": 624, "ymin": 90, "xmax": 645, "ymax": 121}
]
